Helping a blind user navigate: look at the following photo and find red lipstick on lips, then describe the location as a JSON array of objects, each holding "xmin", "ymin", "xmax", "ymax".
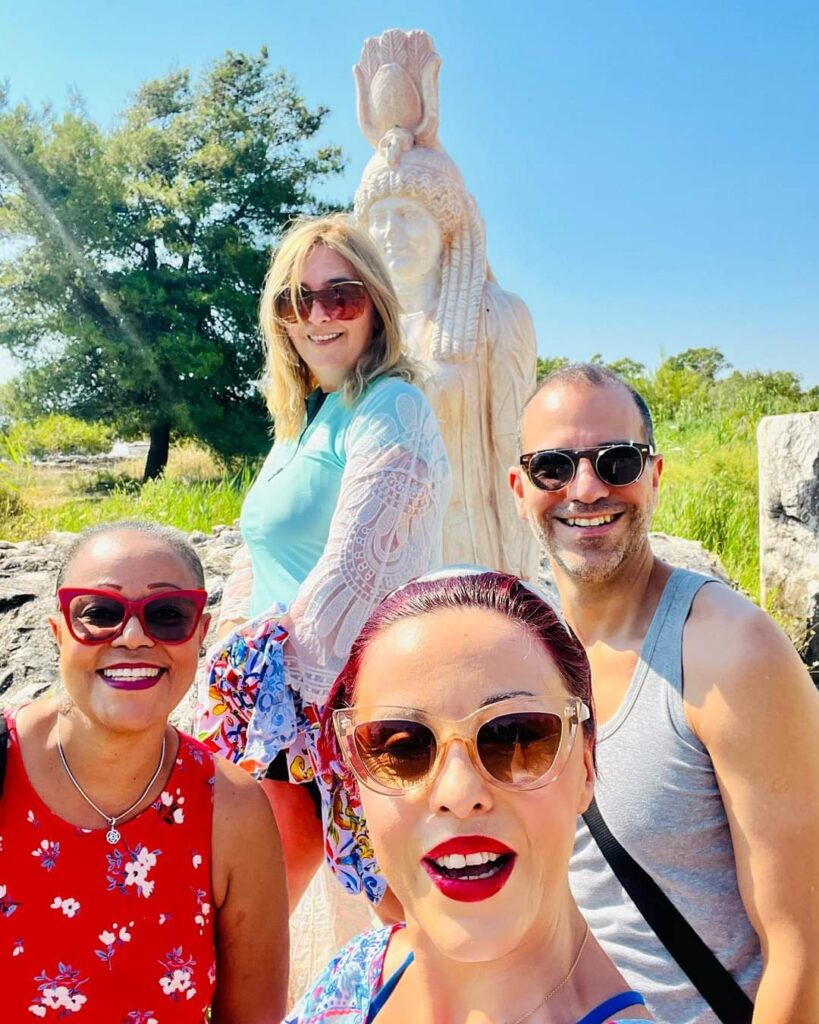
[
  {"xmin": 422, "ymin": 835, "xmax": 516, "ymax": 903},
  {"xmin": 98, "ymin": 663, "xmax": 165, "ymax": 692}
]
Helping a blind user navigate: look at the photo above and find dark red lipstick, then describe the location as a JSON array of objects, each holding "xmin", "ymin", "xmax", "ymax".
[
  {"xmin": 422, "ymin": 835, "xmax": 516, "ymax": 903},
  {"xmin": 98, "ymin": 663, "xmax": 165, "ymax": 692}
]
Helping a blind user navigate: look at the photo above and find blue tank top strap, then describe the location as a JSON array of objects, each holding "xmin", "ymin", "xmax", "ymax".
[
  {"xmin": 575, "ymin": 990, "xmax": 646, "ymax": 1024},
  {"xmin": 365, "ymin": 951, "xmax": 415, "ymax": 1023}
]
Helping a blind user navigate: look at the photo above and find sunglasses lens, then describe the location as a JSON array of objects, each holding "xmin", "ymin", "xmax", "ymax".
[
  {"xmin": 596, "ymin": 445, "xmax": 644, "ymax": 486},
  {"xmin": 144, "ymin": 596, "xmax": 202, "ymax": 642},
  {"xmin": 275, "ymin": 282, "xmax": 367, "ymax": 323},
  {"xmin": 353, "ymin": 719, "xmax": 436, "ymax": 790},
  {"xmin": 322, "ymin": 282, "xmax": 367, "ymax": 321},
  {"xmin": 274, "ymin": 290, "xmax": 304, "ymax": 323},
  {"xmin": 68, "ymin": 594, "xmax": 126, "ymax": 642},
  {"xmin": 477, "ymin": 712, "xmax": 563, "ymax": 786},
  {"xmin": 527, "ymin": 451, "xmax": 575, "ymax": 491}
]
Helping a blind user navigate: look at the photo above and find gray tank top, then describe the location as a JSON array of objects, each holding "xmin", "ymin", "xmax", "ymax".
[{"xmin": 570, "ymin": 568, "xmax": 762, "ymax": 1024}]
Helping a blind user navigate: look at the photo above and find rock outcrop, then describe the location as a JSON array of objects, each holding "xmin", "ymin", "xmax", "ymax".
[{"xmin": 759, "ymin": 412, "xmax": 819, "ymax": 682}]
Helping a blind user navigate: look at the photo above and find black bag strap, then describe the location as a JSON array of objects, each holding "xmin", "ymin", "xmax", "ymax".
[
  {"xmin": 0, "ymin": 713, "xmax": 8, "ymax": 798},
  {"xmin": 583, "ymin": 798, "xmax": 753, "ymax": 1024}
]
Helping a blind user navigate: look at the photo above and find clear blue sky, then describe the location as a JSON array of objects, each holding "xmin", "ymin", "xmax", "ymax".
[{"xmin": 1, "ymin": 0, "xmax": 818, "ymax": 385}]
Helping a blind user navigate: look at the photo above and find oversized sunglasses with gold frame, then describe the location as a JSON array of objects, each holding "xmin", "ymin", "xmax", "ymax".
[{"xmin": 333, "ymin": 696, "xmax": 590, "ymax": 796}]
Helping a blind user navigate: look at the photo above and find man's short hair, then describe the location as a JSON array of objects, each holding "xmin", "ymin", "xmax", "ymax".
[{"xmin": 530, "ymin": 362, "xmax": 655, "ymax": 448}]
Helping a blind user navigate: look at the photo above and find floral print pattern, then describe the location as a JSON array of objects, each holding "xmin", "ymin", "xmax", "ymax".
[
  {"xmin": 195, "ymin": 618, "xmax": 386, "ymax": 904},
  {"xmin": 286, "ymin": 926, "xmax": 397, "ymax": 1023},
  {"xmin": 1, "ymin": 711, "xmax": 216, "ymax": 1021}
]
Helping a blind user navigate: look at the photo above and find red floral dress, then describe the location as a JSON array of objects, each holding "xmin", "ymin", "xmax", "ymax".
[{"xmin": 0, "ymin": 710, "xmax": 216, "ymax": 1022}]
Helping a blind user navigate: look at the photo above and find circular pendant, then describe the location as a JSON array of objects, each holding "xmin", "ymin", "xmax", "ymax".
[{"xmin": 105, "ymin": 827, "xmax": 121, "ymax": 845}]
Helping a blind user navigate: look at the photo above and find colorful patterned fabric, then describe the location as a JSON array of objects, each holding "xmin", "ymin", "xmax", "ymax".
[
  {"xmin": 285, "ymin": 925, "xmax": 396, "ymax": 1023},
  {"xmin": 194, "ymin": 608, "xmax": 292, "ymax": 778},
  {"xmin": 195, "ymin": 619, "xmax": 386, "ymax": 905},
  {"xmin": 0, "ymin": 710, "xmax": 216, "ymax": 1021}
]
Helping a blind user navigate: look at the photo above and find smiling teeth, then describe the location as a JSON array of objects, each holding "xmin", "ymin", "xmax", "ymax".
[
  {"xmin": 103, "ymin": 667, "xmax": 162, "ymax": 679},
  {"xmin": 432, "ymin": 851, "xmax": 501, "ymax": 870},
  {"xmin": 565, "ymin": 514, "xmax": 615, "ymax": 527},
  {"xmin": 309, "ymin": 332, "xmax": 342, "ymax": 342}
]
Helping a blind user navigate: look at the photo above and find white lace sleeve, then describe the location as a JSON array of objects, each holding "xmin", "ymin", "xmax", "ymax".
[
  {"xmin": 216, "ymin": 543, "xmax": 254, "ymax": 630},
  {"xmin": 284, "ymin": 380, "xmax": 451, "ymax": 704}
]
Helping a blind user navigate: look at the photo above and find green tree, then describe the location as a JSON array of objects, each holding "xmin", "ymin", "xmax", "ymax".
[
  {"xmin": 536, "ymin": 355, "xmax": 568, "ymax": 381},
  {"xmin": 0, "ymin": 49, "xmax": 344, "ymax": 478},
  {"xmin": 666, "ymin": 346, "xmax": 730, "ymax": 380}
]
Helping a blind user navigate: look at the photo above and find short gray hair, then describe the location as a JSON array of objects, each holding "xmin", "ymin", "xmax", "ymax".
[{"xmin": 55, "ymin": 520, "xmax": 205, "ymax": 590}]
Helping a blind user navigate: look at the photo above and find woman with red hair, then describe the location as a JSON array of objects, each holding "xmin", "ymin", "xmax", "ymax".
[{"xmin": 288, "ymin": 568, "xmax": 651, "ymax": 1023}]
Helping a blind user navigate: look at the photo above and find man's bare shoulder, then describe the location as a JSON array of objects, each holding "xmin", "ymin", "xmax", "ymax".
[
  {"xmin": 687, "ymin": 576, "xmax": 764, "ymax": 632},
  {"xmin": 683, "ymin": 577, "xmax": 814, "ymax": 721}
]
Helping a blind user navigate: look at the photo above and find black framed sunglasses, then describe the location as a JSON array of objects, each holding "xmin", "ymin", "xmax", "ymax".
[
  {"xmin": 519, "ymin": 442, "xmax": 655, "ymax": 492},
  {"xmin": 275, "ymin": 280, "xmax": 368, "ymax": 323}
]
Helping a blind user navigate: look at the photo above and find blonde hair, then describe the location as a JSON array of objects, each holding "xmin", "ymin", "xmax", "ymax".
[{"xmin": 259, "ymin": 215, "xmax": 415, "ymax": 440}]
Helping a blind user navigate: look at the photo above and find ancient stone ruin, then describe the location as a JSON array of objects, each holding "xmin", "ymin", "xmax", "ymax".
[
  {"xmin": 758, "ymin": 411, "xmax": 819, "ymax": 683},
  {"xmin": 353, "ymin": 28, "xmax": 539, "ymax": 579}
]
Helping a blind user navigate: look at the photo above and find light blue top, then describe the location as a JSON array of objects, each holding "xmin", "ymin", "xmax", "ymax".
[
  {"xmin": 240, "ymin": 376, "xmax": 450, "ymax": 623},
  {"xmin": 241, "ymin": 387, "xmax": 347, "ymax": 615}
]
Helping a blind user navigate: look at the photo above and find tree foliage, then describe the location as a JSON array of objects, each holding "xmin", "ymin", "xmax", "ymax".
[
  {"xmin": 538, "ymin": 347, "xmax": 817, "ymax": 431},
  {"xmin": 0, "ymin": 49, "xmax": 345, "ymax": 477}
]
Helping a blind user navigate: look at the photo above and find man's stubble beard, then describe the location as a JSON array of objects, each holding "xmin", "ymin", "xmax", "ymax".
[{"xmin": 528, "ymin": 504, "xmax": 654, "ymax": 585}]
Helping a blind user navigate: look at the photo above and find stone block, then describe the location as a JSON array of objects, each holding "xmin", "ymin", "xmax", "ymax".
[{"xmin": 758, "ymin": 411, "xmax": 819, "ymax": 681}]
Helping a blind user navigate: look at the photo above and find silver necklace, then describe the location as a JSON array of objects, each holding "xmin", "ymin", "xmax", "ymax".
[
  {"xmin": 56, "ymin": 721, "xmax": 166, "ymax": 845},
  {"xmin": 507, "ymin": 923, "xmax": 590, "ymax": 1024}
]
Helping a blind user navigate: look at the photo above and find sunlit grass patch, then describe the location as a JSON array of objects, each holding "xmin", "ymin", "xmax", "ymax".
[
  {"xmin": 654, "ymin": 420, "xmax": 760, "ymax": 597},
  {"xmin": 0, "ymin": 465, "xmax": 252, "ymax": 541}
]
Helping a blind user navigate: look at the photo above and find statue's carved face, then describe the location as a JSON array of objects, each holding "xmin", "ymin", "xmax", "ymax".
[{"xmin": 368, "ymin": 197, "xmax": 443, "ymax": 284}]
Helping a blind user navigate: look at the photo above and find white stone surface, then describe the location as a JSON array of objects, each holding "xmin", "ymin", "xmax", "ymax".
[
  {"xmin": 758, "ymin": 411, "xmax": 819, "ymax": 679},
  {"xmin": 353, "ymin": 29, "xmax": 539, "ymax": 579}
]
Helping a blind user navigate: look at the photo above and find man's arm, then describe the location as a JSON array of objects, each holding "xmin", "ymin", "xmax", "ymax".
[{"xmin": 684, "ymin": 584, "xmax": 819, "ymax": 1024}]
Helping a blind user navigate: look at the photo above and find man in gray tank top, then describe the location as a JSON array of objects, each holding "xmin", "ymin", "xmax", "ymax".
[{"xmin": 509, "ymin": 363, "xmax": 819, "ymax": 1023}]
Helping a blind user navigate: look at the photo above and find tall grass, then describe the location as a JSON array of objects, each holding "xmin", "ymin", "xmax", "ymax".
[
  {"xmin": 653, "ymin": 441, "xmax": 759, "ymax": 595},
  {"xmin": 647, "ymin": 368, "xmax": 817, "ymax": 599},
  {"xmin": 0, "ymin": 458, "xmax": 255, "ymax": 541},
  {"xmin": 0, "ymin": 415, "xmax": 113, "ymax": 458}
]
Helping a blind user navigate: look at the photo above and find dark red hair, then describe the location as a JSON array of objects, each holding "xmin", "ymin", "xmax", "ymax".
[{"xmin": 318, "ymin": 570, "xmax": 596, "ymax": 783}]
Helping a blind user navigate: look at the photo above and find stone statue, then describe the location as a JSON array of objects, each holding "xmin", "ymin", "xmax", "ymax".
[{"xmin": 353, "ymin": 29, "xmax": 539, "ymax": 578}]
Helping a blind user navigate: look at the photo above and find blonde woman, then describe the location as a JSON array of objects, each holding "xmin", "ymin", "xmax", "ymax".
[{"xmin": 196, "ymin": 216, "xmax": 450, "ymax": 916}]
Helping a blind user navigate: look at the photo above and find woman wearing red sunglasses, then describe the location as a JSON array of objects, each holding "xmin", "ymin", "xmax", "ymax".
[
  {"xmin": 0, "ymin": 521, "xmax": 288, "ymax": 1023},
  {"xmin": 194, "ymin": 216, "xmax": 450, "ymax": 961},
  {"xmin": 287, "ymin": 569, "xmax": 651, "ymax": 1024}
]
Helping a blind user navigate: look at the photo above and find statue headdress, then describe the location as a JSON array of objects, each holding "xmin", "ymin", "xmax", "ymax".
[{"xmin": 353, "ymin": 29, "xmax": 487, "ymax": 359}]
